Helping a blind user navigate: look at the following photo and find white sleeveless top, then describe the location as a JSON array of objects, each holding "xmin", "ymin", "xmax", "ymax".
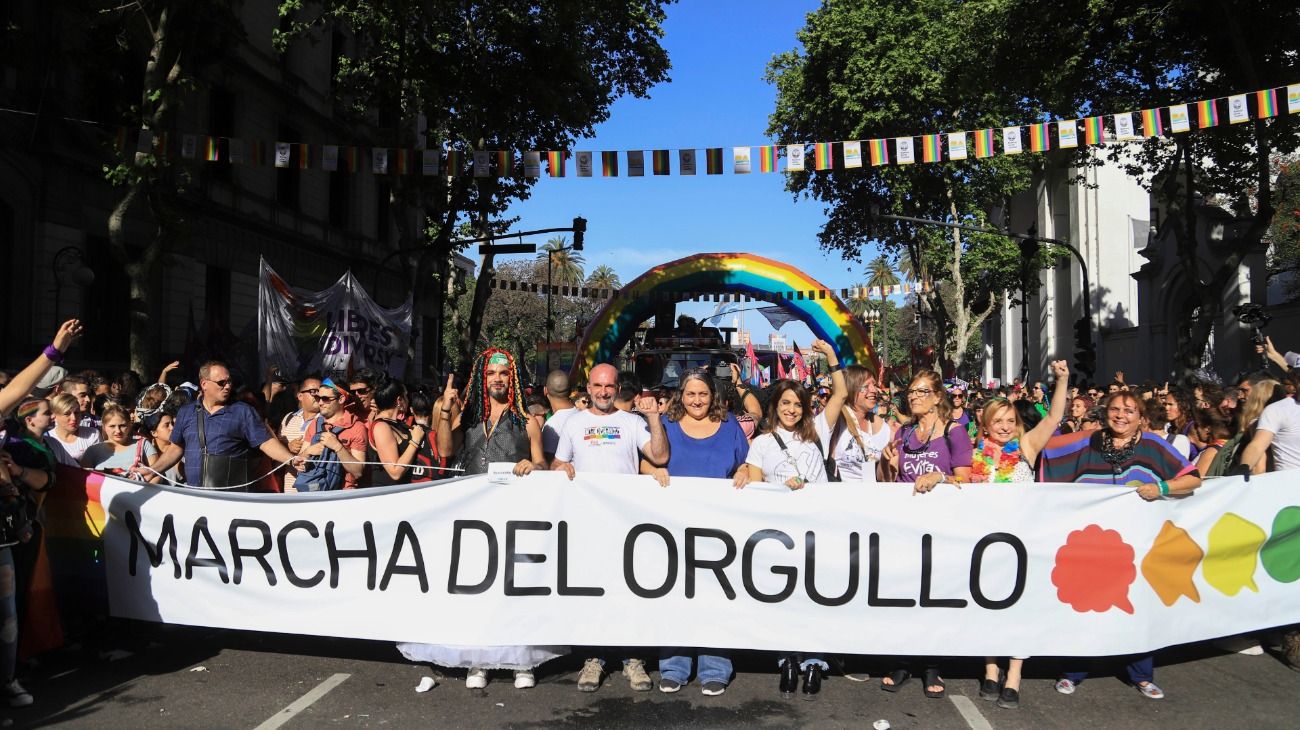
[{"xmin": 829, "ymin": 411, "xmax": 893, "ymax": 483}]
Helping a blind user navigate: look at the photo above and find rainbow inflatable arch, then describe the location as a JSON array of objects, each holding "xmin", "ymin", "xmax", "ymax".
[{"xmin": 572, "ymin": 253, "xmax": 877, "ymax": 377}]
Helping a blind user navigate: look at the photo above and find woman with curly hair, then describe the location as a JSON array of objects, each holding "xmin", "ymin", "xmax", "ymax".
[{"xmin": 642, "ymin": 369, "xmax": 752, "ymax": 696}]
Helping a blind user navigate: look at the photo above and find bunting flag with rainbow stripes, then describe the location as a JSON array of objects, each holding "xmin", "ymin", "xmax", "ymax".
[{"xmin": 112, "ymin": 83, "xmax": 1298, "ymax": 179}]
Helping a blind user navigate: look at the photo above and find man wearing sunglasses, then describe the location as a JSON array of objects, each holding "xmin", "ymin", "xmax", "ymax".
[
  {"xmin": 279, "ymin": 375, "xmax": 323, "ymax": 492},
  {"xmin": 347, "ymin": 368, "xmax": 381, "ymax": 423},
  {"xmin": 299, "ymin": 378, "xmax": 368, "ymax": 489},
  {"xmin": 152, "ymin": 361, "xmax": 298, "ymax": 489}
]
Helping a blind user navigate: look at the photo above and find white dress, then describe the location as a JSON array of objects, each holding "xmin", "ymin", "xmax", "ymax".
[{"xmin": 396, "ymin": 643, "xmax": 568, "ymax": 671}]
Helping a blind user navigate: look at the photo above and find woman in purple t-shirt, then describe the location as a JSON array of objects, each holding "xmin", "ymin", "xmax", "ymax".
[{"xmin": 879, "ymin": 370, "xmax": 972, "ymax": 699}]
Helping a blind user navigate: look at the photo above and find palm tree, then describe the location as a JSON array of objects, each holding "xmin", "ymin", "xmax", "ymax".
[
  {"xmin": 586, "ymin": 264, "xmax": 621, "ymax": 291},
  {"xmin": 538, "ymin": 236, "xmax": 585, "ymax": 286},
  {"xmin": 866, "ymin": 255, "xmax": 900, "ymax": 302},
  {"xmin": 896, "ymin": 250, "xmax": 928, "ymax": 285}
]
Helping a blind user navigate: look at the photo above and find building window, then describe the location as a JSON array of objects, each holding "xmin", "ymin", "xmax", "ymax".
[
  {"xmin": 205, "ymin": 264, "xmax": 232, "ymax": 328},
  {"xmin": 276, "ymin": 123, "xmax": 301, "ymax": 211},
  {"xmin": 329, "ymin": 170, "xmax": 350, "ymax": 230},
  {"xmin": 208, "ymin": 86, "xmax": 235, "ymax": 183},
  {"xmin": 376, "ymin": 179, "xmax": 391, "ymax": 244}
]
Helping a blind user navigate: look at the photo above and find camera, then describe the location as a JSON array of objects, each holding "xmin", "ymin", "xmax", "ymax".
[{"xmin": 1233, "ymin": 303, "xmax": 1271, "ymax": 345}]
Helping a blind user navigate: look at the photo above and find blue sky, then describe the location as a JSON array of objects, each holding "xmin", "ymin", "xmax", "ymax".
[{"xmin": 503, "ymin": 0, "xmax": 889, "ymax": 347}]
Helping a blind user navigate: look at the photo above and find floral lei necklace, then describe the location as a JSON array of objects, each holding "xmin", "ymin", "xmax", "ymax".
[{"xmin": 971, "ymin": 438, "xmax": 1022, "ymax": 483}]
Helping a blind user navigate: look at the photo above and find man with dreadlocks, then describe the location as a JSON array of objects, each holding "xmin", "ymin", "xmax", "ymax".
[
  {"xmin": 402, "ymin": 347, "xmax": 561, "ymax": 691},
  {"xmin": 436, "ymin": 348, "xmax": 546, "ymax": 478}
]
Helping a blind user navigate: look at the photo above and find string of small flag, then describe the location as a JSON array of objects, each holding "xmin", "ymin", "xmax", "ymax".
[
  {"xmin": 487, "ymin": 276, "xmax": 929, "ymax": 301},
  {"xmin": 117, "ymin": 84, "xmax": 1298, "ymax": 178}
]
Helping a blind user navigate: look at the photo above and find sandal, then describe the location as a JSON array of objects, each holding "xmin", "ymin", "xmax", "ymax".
[
  {"xmin": 923, "ymin": 668, "xmax": 946, "ymax": 699},
  {"xmin": 880, "ymin": 669, "xmax": 910, "ymax": 693}
]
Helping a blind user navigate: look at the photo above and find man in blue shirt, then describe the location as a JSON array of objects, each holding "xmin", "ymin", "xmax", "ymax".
[{"xmin": 151, "ymin": 361, "xmax": 296, "ymax": 489}]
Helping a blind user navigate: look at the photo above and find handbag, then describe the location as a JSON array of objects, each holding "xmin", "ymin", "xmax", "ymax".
[{"xmin": 196, "ymin": 403, "xmax": 250, "ymax": 490}]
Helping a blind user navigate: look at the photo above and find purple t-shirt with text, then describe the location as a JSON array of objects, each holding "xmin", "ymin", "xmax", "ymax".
[{"xmin": 895, "ymin": 422, "xmax": 973, "ymax": 483}]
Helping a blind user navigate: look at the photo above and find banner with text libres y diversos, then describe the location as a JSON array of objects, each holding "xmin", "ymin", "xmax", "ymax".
[{"xmin": 99, "ymin": 471, "xmax": 1300, "ymax": 656}]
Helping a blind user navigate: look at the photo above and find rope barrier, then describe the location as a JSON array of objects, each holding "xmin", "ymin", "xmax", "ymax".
[{"xmin": 115, "ymin": 459, "xmax": 468, "ymax": 492}]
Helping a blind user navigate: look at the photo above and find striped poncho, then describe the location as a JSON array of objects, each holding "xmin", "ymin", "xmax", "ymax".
[{"xmin": 1038, "ymin": 430, "xmax": 1195, "ymax": 485}]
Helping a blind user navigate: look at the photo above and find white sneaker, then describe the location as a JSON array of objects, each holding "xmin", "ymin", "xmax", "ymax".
[
  {"xmin": 466, "ymin": 667, "xmax": 488, "ymax": 689},
  {"xmin": 514, "ymin": 670, "xmax": 535, "ymax": 689},
  {"xmin": 1054, "ymin": 678, "xmax": 1076, "ymax": 695},
  {"xmin": 4, "ymin": 679, "xmax": 33, "ymax": 708}
]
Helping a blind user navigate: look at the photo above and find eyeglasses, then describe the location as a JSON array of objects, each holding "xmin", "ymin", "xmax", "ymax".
[
  {"xmin": 207, "ymin": 378, "xmax": 232, "ymax": 388},
  {"xmin": 302, "ymin": 388, "xmax": 319, "ymax": 395},
  {"xmin": 314, "ymin": 394, "xmax": 339, "ymax": 403},
  {"xmin": 907, "ymin": 388, "xmax": 935, "ymax": 397},
  {"xmin": 350, "ymin": 387, "xmax": 371, "ymax": 396}
]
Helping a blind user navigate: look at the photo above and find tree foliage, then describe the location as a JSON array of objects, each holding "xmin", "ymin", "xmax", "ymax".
[
  {"xmin": 767, "ymin": 0, "xmax": 1050, "ymax": 370},
  {"xmin": 280, "ymin": 0, "xmax": 672, "ymax": 372}
]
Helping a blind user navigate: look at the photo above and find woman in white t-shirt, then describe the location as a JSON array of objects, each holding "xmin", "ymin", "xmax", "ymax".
[
  {"xmin": 827, "ymin": 365, "xmax": 893, "ymax": 483},
  {"xmin": 44, "ymin": 393, "xmax": 99, "ymax": 467},
  {"xmin": 740, "ymin": 339, "xmax": 846, "ymax": 698}
]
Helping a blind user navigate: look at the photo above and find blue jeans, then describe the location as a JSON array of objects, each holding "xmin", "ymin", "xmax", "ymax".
[
  {"xmin": 0, "ymin": 548, "xmax": 16, "ymax": 683},
  {"xmin": 1064, "ymin": 654, "xmax": 1154, "ymax": 685},
  {"xmin": 659, "ymin": 648, "xmax": 732, "ymax": 685}
]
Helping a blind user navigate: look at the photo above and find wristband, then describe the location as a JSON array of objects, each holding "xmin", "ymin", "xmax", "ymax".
[
  {"xmin": 828, "ymin": 364, "xmax": 843, "ymax": 373},
  {"xmin": 42, "ymin": 344, "xmax": 65, "ymax": 364},
  {"xmin": 1157, "ymin": 480, "xmax": 1170, "ymax": 496}
]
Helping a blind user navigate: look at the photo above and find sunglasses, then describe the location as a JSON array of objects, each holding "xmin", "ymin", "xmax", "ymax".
[
  {"xmin": 302, "ymin": 388, "xmax": 319, "ymax": 395},
  {"xmin": 314, "ymin": 394, "xmax": 339, "ymax": 403},
  {"xmin": 350, "ymin": 387, "xmax": 371, "ymax": 396},
  {"xmin": 207, "ymin": 378, "xmax": 232, "ymax": 388}
]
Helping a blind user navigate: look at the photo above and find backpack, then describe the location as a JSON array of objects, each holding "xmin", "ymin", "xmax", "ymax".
[
  {"xmin": 1204, "ymin": 433, "xmax": 1246, "ymax": 478},
  {"xmin": 295, "ymin": 416, "xmax": 346, "ymax": 491}
]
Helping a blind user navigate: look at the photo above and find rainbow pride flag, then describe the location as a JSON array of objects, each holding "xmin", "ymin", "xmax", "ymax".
[
  {"xmin": 1141, "ymin": 108, "xmax": 1163, "ymax": 136},
  {"xmin": 973, "ymin": 129, "xmax": 995, "ymax": 158},
  {"xmin": 1083, "ymin": 116, "xmax": 1104, "ymax": 145},
  {"xmin": 1257, "ymin": 88, "xmax": 1279, "ymax": 119},
  {"xmin": 297, "ymin": 143, "xmax": 310, "ymax": 170},
  {"xmin": 445, "ymin": 149, "xmax": 461, "ymax": 176},
  {"xmin": 814, "ymin": 142, "xmax": 833, "ymax": 170},
  {"xmin": 601, "ymin": 151, "xmax": 618, "ymax": 176},
  {"xmin": 652, "ymin": 149, "xmax": 670, "ymax": 175},
  {"xmin": 547, "ymin": 151, "xmax": 565, "ymax": 177},
  {"xmin": 705, "ymin": 148, "xmax": 724, "ymax": 175},
  {"xmin": 921, "ymin": 134, "xmax": 941, "ymax": 162},
  {"xmin": 868, "ymin": 138, "xmax": 889, "ymax": 166},
  {"xmin": 1028, "ymin": 123, "xmax": 1050, "ymax": 152},
  {"xmin": 1197, "ymin": 99, "xmax": 1219, "ymax": 128},
  {"xmin": 758, "ymin": 145, "xmax": 778, "ymax": 173},
  {"xmin": 204, "ymin": 136, "xmax": 220, "ymax": 161},
  {"xmin": 494, "ymin": 150, "xmax": 511, "ymax": 175}
]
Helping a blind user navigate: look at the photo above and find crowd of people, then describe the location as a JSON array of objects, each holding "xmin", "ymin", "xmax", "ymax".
[{"xmin": 3, "ymin": 319, "xmax": 1300, "ymax": 710}]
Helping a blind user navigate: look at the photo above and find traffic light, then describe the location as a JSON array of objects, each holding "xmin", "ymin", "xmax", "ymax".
[
  {"xmin": 572, "ymin": 216, "xmax": 587, "ymax": 250},
  {"xmin": 1073, "ymin": 316, "xmax": 1096, "ymax": 378}
]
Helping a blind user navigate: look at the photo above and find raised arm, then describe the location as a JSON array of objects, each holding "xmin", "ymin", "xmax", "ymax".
[
  {"xmin": 636, "ymin": 397, "xmax": 670, "ymax": 466},
  {"xmin": 0, "ymin": 320, "xmax": 82, "ymax": 414},
  {"xmin": 1022, "ymin": 360, "xmax": 1071, "ymax": 461},
  {"xmin": 810, "ymin": 339, "xmax": 847, "ymax": 429}
]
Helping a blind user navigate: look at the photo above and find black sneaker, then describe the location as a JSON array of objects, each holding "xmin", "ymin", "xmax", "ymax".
[
  {"xmin": 997, "ymin": 687, "xmax": 1020, "ymax": 709},
  {"xmin": 701, "ymin": 681, "xmax": 727, "ymax": 696},
  {"xmin": 658, "ymin": 678, "xmax": 683, "ymax": 693}
]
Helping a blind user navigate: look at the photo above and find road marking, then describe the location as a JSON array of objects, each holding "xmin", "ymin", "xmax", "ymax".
[
  {"xmin": 949, "ymin": 694, "xmax": 995, "ymax": 730},
  {"xmin": 254, "ymin": 673, "xmax": 351, "ymax": 730},
  {"xmin": 48, "ymin": 669, "xmax": 78, "ymax": 680}
]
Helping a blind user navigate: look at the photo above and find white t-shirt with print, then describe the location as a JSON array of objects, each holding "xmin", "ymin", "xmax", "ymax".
[
  {"xmin": 554, "ymin": 408, "xmax": 651, "ymax": 475},
  {"xmin": 746, "ymin": 417, "xmax": 833, "ymax": 485},
  {"xmin": 45, "ymin": 427, "xmax": 101, "ymax": 467},
  {"xmin": 1257, "ymin": 397, "xmax": 1300, "ymax": 471},
  {"xmin": 829, "ymin": 411, "xmax": 892, "ymax": 483}
]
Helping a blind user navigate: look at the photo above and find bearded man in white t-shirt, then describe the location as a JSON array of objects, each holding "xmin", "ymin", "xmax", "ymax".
[
  {"xmin": 552, "ymin": 362, "xmax": 669, "ymax": 694},
  {"xmin": 552, "ymin": 364, "xmax": 668, "ymax": 476}
]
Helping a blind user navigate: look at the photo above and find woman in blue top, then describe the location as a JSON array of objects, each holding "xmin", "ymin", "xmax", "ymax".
[{"xmin": 643, "ymin": 369, "xmax": 750, "ymax": 696}]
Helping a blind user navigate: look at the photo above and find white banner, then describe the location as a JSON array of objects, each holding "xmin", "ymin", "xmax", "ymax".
[
  {"xmin": 99, "ymin": 471, "xmax": 1300, "ymax": 657},
  {"xmin": 257, "ymin": 258, "xmax": 413, "ymax": 380}
]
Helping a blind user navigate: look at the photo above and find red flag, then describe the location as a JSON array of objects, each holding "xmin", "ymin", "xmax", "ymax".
[
  {"xmin": 745, "ymin": 341, "xmax": 762, "ymax": 387},
  {"xmin": 792, "ymin": 342, "xmax": 810, "ymax": 382},
  {"xmin": 776, "ymin": 352, "xmax": 788, "ymax": 380}
]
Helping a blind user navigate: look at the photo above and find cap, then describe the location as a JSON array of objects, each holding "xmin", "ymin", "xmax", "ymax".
[
  {"xmin": 1286, "ymin": 352, "xmax": 1300, "ymax": 370},
  {"xmin": 30, "ymin": 365, "xmax": 67, "ymax": 398}
]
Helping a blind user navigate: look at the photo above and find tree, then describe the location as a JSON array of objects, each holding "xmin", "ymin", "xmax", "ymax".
[
  {"xmin": 586, "ymin": 264, "xmax": 621, "ymax": 291},
  {"xmin": 538, "ymin": 236, "xmax": 585, "ymax": 286},
  {"xmin": 281, "ymin": 1, "xmax": 671, "ymax": 374},
  {"xmin": 85, "ymin": 2, "xmax": 241, "ymax": 376},
  {"xmin": 934, "ymin": 0, "xmax": 1300, "ymax": 377},
  {"xmin": 767, "ymin": 1, "xmax": 1051, "ymax": 372},
  {"xmin": 1265, "ymin": 158, "xmax": 1300, "ymax": 301}
]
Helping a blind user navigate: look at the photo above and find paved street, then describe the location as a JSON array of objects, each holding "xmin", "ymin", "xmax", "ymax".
[{"xmin": 6, "ymin": 625, "xmax": 1300, "ymax": 728}]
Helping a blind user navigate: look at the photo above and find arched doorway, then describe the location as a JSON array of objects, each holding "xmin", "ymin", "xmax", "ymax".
[{"xmin": 572, "ymin": 252, "xmax": 877, "ymax": 377}]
